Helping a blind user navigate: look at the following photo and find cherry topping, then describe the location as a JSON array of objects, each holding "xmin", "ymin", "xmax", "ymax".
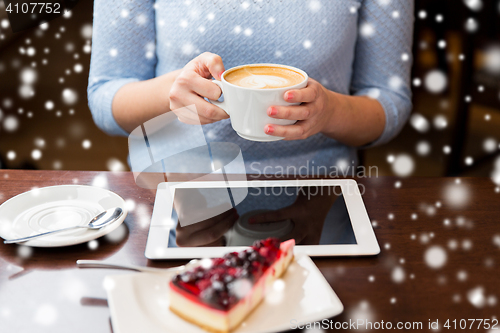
[{"xmin": 171, "ymin": 237, "xmax": 282, "ymax": 310}]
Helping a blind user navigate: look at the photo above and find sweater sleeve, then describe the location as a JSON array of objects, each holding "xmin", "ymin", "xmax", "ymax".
[
  {"xmin": 350, "ymin": 0, "xmax": 414, "ymax": 147},
  {"xmin": 87, "ymin": 0, "xmax": 157, "ymax": 136}
]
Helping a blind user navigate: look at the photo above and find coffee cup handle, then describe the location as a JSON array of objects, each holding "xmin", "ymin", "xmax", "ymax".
[{"xmin": 208, "ymin": 80, "xmax": 229, "ymax": 116}]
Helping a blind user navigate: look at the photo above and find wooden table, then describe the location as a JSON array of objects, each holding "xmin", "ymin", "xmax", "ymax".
[{"xmin": 0, "ymin": 170, "xmax": 499, "ymax": 332}]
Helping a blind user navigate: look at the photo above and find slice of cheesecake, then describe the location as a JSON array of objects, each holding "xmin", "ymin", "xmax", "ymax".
[{"xmin": 169, "ymin": 238, "xmax": 295, "ymax": 333}]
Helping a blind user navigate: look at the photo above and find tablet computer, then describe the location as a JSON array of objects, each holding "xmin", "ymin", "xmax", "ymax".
[{"xmin": 145, "ymin": 179, "xmax": 379, "ymax": 259}]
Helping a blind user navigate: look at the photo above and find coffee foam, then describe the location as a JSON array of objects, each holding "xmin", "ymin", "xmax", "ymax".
[
  {"xmin": 225, "ymin": 66, "xmax": 304, "ymax": 89},
  {"xmin": 238, "ymin": 75, "xmax": 290, "ymax": 89}
]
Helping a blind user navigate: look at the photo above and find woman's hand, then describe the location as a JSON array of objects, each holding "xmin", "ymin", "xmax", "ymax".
[
  {"xmin": 264, "ymin": 78, "xmax": 335, "ymax": 140},
  {"xmin": 169, "ymin": 52, "xmax": 228, "ymax": 125}
]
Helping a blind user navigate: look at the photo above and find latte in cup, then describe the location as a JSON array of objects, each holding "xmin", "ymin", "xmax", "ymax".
[{"xmin": 224, "ymin": 66, "xmax": 305, "ymax": 89}]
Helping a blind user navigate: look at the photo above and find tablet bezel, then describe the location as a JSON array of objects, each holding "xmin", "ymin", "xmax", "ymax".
[{"xmin": 145, "ymin": 179, "xmax": 380, "ymax": 259}]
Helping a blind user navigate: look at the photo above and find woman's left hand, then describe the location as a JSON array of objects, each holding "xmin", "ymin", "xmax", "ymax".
[{"xmin": 264, "ymin": 78, "xmax": 334, "ymax": 140}]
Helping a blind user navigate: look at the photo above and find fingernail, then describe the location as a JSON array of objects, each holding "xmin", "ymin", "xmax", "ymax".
[
  {"xmin": 268, "ymin": 107, "xmax": 277, "ymax": 116},
  {"xmin": 286, "ymin": 92, "xmax": 294, "ymax": 100},
  {"xmin": 265, "ymin": 125, "xmax": 274, "ymax": 134}
]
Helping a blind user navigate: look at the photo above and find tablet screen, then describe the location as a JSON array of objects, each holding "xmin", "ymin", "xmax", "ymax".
[{"xmin": 168, "ymin": 185, "xmax": 357, "ymax": 248}]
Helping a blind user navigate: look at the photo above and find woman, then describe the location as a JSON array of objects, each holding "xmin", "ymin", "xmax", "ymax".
[{"xmin": 88, "ymin": 0, "xmax": 413, "ymax": 175}]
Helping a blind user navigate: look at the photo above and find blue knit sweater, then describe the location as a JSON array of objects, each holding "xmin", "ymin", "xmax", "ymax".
[{"xmin": 88, "ymin": 0, "xmax": 414, "ymax": 175}]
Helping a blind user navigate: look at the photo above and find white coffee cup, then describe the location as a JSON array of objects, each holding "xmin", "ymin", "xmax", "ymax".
[{"xmin": 209, "ymin": 63, "xmax": 308, "ymax": 142}]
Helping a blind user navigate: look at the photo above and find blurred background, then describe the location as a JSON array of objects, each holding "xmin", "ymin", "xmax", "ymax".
[{"xmin": 0, "ymin": 0, "xmax": 499, "ymax": 178}]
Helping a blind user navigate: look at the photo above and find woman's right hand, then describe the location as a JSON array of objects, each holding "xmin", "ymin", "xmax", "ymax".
[{"xmin": 169, "ymin": 52, "xmax": 228, "ymax": 125}]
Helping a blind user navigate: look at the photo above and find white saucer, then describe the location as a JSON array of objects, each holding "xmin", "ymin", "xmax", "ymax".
[
  {"xmin": 105, "ymin": 254, "xmax": 343, "ymax": 333},
  {"xmin": 0, "ymin": 185, "xmax": 128, "ymax": 247}
]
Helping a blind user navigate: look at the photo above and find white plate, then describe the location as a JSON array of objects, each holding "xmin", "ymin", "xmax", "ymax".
[
  {"xmin": 106, "ymin": 254, "xmax": 343, "ymax": 333},
  {"xmin": 0, "ymin": 185, "xmax": 127, "ymax": 247}
]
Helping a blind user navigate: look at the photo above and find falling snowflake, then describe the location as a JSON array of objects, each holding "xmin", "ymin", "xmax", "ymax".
[
  {"xmin": 424, "ymin": 70, "xmax": 447, "ymax": 93},
  {"xmin": 136, "ymin": 14, "xmax": 147, "ymax": 26},
  {"xmin": 463, "ymin": 0, "xmax": 483, "ymax": 11},
  {"xmin": 424, "ymin": 246, "xmax": 447, "ymax": 269},
  {"xmin": 62, "ymin": 88, "xmax": 78, "ymax": 105},
  {"xmin": 31, "ymin": 149, "xmax": 42, "ymax": 160},
  {"xmin": 6, "ymin": 151, "xmax": 16, "ymax": 160},
  {"xmin": 465, "ymin": 18, "xmax": 479, "ymax": 33},
  {"xmin": 26, "ymin": 47, "xmax": 36, "ymax": 56},
  {"xmin": 391, "ymin": 154, "xmax": 415, "ymax": 177},
  {"xmin": 448, "ymin": 239, "xmax": 458, "ymax": 250},
  {"xmin": 105, "ymin": 223, "xmax": 128, "ymax": 243},
  {"xmin": 74, "ymin": 64, "xmax": 83, "ymax": 73},
  {"xmin": 20, "ymin": 67, "xmax": 37, "ymax": 84},
  {"xmin": 416, "ymin": 141, "xmax": 431, "ymax": 156},
  {"xmin": 420, "ymin": 233, "xmax": 430, "ymax": 244},
  {"xmin": 391, "ymin": 266, "xmax": 405, "ymax": 283},
  {"xmin": 359, "ymin": 88, "xmax": 377, "ymax": 101},
  {"xmin": 107, "ymin": 158, "xmax": 126, "ymax": 172},
  {"xmin": 82, "ymin": 139, "xmax": 92, "ymax": 149},
  {"xmin": 17, "ymin": 245, "xmax": 33, "ymax": 258},
  {"xmin": 457, "ymin": 270, "xmax": 468, "ymax": 281},
  {"xmin": 308, "ymin": 0, "xmax": 321, "ymax": 13},
  {"xmin": 388, "ymin": 76, "xmax": 403, "ymax": 90},
  {"xmin": 483, "ymin": 46, "xmax": 500, "ymax": 74},
  {"xmin": 181, "ymin": 42, "xmax": 195, "ymax": 55},
  {"xmin": 92, "ymin": 174, "xmax": 108, "ymax": 188},
  {"xmin": 410, "ymin": 113, "xmax": 430, "ymax": 133},
  {"xmin": 88, "ymin": 240, "xmax": 99, "ymax": 250},
  {"xmin": 302, "ymin": 40, "xmax": 312, "ymax": 49},
  {"xmin": 3, "ymin": 115, "xmax": 19, "ymax": 132},
  {"xmin": 467, "ymin": 286, "xmax": 486, "ymax": 308},
  {"xmin": 462, "ymin": 239, "xmax": 473, "ymax": 250},
  {"xmin": 34, "ymin": 137, "xmax": 45, "ymax": 148},
  {"xmin": 348, "ymin": 301, "xmax": 375, "ymax": 325},
  {"xmin": 359, "ymin": 23, "xmax": 375, "ymax": 38},
  {"xmin": 443, "ymin": 182, "xmax": 470, "ymax": 207},
  {"xmin": 433, "ymin": 115, "xmax": 448, "ymax": 129}
]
